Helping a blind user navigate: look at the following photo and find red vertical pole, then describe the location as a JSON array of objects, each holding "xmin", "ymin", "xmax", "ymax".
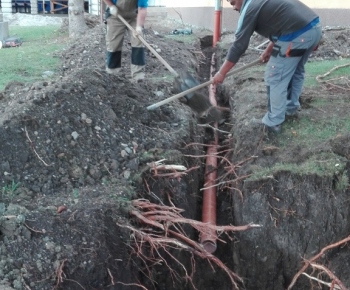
[{"xmin": 213, "ymin": 9, "xmax": 221, "ymax": 47}]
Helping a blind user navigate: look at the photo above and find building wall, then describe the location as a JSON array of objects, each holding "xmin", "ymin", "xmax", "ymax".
[
  {"xmin": 164, "ymin": 0, "xmax": 350, "ymax": 8},
  {"xmin": 166, "ymin": 3, "xmax": 350, "ymax": 32},
  {"xmin": 2, "ymin": 0, "xmax": 348, "ymax": 24}
]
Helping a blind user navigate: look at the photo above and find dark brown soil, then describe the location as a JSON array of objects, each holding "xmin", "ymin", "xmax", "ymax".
[{"xmin": 0, "ymin": 13, "xmax": 350, "ymax": 290}]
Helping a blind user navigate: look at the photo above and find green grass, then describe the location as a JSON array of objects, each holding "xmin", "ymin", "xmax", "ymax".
[
  {"xmin": 165, "ymin": 33, "xmax": 198, "ymax": 44},
  {"xmin": 278, "ymin": 117, "xmax": 350, "ymax": 148},
  {"xmin": 249, "ymin": 60, "xmax": 350, "ymax": 183},
  {"xmin": 272, "ymin": 59, "xmax": 350, "ymax": 149},
  {"xmin": 1, "ymin": 180, "xmax": 21, "ymax": 200},
  {"xmin": 247, "ymin": 152, "xmax": 347, "ymax": 182},
  {"xmin": 304, "ymin": 59, "xmax": 350, "ymax": 88},
  {"xmin": 0, "ymin": 26, "xmax": 68, "ymax": 90}
]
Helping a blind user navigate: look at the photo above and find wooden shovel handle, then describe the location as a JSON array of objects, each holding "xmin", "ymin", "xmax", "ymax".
[
  {"xmin": 117, "ymin": 14, "xmax": 179, "ymax": 77},
  {"xmin": 147, "ymin": 58, "xmax": 261, "ymax": 111}
]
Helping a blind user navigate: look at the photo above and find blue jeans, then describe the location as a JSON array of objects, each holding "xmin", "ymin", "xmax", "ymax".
[{"xmin": 262, "ymin": 24, "xmax": 322, "ymax": 127}]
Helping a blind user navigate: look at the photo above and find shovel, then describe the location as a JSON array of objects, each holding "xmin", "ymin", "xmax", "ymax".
[
  {"xmin": 147, "ymin": 58, "xmax": 261, "ymax": 111},
  {"xmin": 118, "ymin": 15, "xmax": 220, "ymax": 122},
  {"xmin": 117, "ymin": 14, "xmax": 179, "ymax": 77}
]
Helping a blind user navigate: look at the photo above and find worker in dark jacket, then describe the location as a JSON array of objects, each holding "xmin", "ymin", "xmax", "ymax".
[
  {"xmin": 212, "ymin": 0, "xmax": 322, "ymax": 133},
  {"xmin": 103, "ymin": 0, "xmax": 148, "ymax": 80}
]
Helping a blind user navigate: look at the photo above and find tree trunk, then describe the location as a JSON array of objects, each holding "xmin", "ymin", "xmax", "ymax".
[{"xmin": 68, "ymin": 0, "xmax": 88, "ymax": 38}]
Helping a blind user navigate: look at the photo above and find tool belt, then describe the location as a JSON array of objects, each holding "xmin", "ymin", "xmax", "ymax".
[
  {"xmin": 271, "ymin": 44, "xmax": 306, "ymax": 58},
  {"xmin": 277, "ymin": 17, "xmax": 320, "ymax": 42}
]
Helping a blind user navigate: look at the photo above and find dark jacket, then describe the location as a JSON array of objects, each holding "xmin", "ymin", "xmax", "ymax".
[{"xmin": 227, "ymin": 0, "xmax": 319, "ymax": 63}]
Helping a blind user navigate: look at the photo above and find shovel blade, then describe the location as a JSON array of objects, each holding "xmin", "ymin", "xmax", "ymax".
[
  {"xmin": 173, "ymin": 72, "xmax": 226, "ymax": 123},
  {"xmin": 173, "ymin": 71, "xmax": 200, "ymax": 100}
]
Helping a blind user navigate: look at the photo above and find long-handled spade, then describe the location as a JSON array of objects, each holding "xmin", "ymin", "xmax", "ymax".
[
  {"xmin": 118, "ymin": 15, "xmax": 223, "ymax": 123},
  {"xmin": 117, "ymin": 14, "xmax": 179, "ymax": 77},
  {"xmin": 146, "ymin": 58, "xmax": 261, "ymax": 111}
]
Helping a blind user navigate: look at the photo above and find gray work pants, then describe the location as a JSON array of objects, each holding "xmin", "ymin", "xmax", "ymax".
[{"xmin": 262, "ymin": 24, "xmax": 322, "ymax": 127}]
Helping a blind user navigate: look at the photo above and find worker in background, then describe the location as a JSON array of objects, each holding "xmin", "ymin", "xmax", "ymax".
[
  {"xmin": 212, "ymin": 0, "xmax": 322, "ymax": 134},
  {"xmin": 103, "ymin": 0, "xmax": 148, "ymax": 81}
]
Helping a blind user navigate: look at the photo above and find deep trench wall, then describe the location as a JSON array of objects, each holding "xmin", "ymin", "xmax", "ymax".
[
  {"xmin": 219, "ymin": 62, "xmax": 350, "ymax": 288},
  {"xmin": 233, "ymin": 174, "xmax": 350, "ymax": 289}
]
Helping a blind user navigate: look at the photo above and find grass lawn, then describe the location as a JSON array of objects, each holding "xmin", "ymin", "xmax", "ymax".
[{"xmin": 0, "ymin": 26, "xmax": 68, "ymax": 90}]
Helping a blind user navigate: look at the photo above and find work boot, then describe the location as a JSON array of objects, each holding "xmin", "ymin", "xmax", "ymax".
[
  {"xmin": 264, "ymin": 124, "xmax": 281, "ymax": 134},
  {"xmin": 132, "ymin": 72, "xmax": 145, "ymax": 81},
  {"xmin": 106, "ymin": 67, "xmax": 121, "ymax": 75},
  {"xmin": 285, "ymin": 110, "xmax": 299, "ymax": 120}
]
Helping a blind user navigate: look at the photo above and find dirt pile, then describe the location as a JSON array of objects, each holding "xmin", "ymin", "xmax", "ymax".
[
  {"xmin": 0, "ymin": 14, "xmax": 350, "ymax": 290},
  {"xmin": 0, "ymin": 15, "xmax": 212, "ymax": 290}
]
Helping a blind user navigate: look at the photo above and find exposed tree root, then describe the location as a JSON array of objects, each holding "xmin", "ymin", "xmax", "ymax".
[
  {"xmin": 53, "ymin": 259, "xmax": 85, "ymax": 290},
  {"xmin": 24, "ymin": 126, "xmax": 52, "ymax": 167},
  {"xmin": 288, "ymin": 235, "xmax": 350, "ymax": 290},
  {"xmin": 116, "ymin": 282, "xmax": 148, "ymax": 290},
  {"xmin": 54, "ymin": 259, "xmax": 66, "ymax": 289},
  {"xmin": 184, "ymin": 146, "xmax": 257, "ymax": 197},
  {"xmin": 146, "ymin": 159, "xmax": 199, "ymax": 180},
  {"xmin": 118, "ymin": 199, "xmax": 261, "ymax": 290},
  {"xmin": 316, "ymin": 63, "xmax": 350, "ymax": 91}
]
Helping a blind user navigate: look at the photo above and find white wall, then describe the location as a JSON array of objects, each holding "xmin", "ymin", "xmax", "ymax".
[
  {"xmin": 168, "ymin": 0, "xmax": 350, "ymax": 8},
  {"xmin": 302, "ymin": 0, "xmax": 350, "ymax": 9},
  {"xmin": 87, "ymin": 0, "xmax": 350, "ymax": 19},
  {"xmin": 148, "ymin": 0, "xmax": 166, "ymax": 6},
  {"xmin": 165, "ymin": 0, "xmax": 214, "ymax": 7},
  {"xmin": 90, "ymin": 0, "xmax": 350, "ymax": 16}
]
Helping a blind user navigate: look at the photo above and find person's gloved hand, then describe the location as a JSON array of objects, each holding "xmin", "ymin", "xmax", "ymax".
[
  {"xmin": 132, "ymin": 26, "xmax": 143, "ymax": 38},
  {"xmin": 109, "ymin": 5, "xmax": 118, "ymax": 17}
]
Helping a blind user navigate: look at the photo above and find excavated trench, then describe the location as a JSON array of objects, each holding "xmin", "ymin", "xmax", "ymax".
[
  {"xmin": 0, "ymin": 20, "xmax": 350, "ymax": 289},
  {"xmin": 138, "ymin": 35, "xmax": 350, "ymax": 290},
  {"xmin": 123, "ymin": 38, "xmax": 247, "ymax": 290}
]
